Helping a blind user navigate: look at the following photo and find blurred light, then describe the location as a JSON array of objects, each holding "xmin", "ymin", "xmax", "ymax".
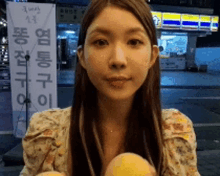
[
  {"xmin": 2, "ymin": 37, "xmax": 7, "ymax": 44},
  {"xmin": 1, "ymin": 18, "xmax": 7, "ymax": 23},
  {"xmin": 0, "ymin": 22, "xmax": 3, "ymax": 25},
  {"xmin": 161, "ymin": 36, "xmax": 176, "ymax": 40},
  {"xmin": 3, "ymin": 23, "xmax": 7, "ymax": 27},
  {"xmin": 58, "ymin": 35, "xmax": 67, "ymax": 39},
  {"xmin": 14, "ymin": 0, "xmax": 27, "ymax": 2},
  {"xmin": 66, "ymin": 31, "xmax": 75, "ymax": 34}
]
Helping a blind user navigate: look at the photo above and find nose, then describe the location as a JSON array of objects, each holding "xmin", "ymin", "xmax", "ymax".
[{"xmin": 109, "ymin": 44, "xmax": 128, "ymax": 70}]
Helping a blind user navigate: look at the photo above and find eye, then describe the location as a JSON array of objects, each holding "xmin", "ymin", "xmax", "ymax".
[
  {"xmin": 128, "ymin": 39, "xmax": 144, "ymax": 46},
  {"xmin": 93, "ymin": 39, "xmax": 107, "ymax": 46},
  {"xmin": 93, "ymin": 39, "xmax": 144, "ymax": 47}
]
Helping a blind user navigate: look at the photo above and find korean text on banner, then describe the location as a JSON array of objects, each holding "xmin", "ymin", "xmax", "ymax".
[{"xmin": 6, "ymin": 2, "xmax": 57, "ymax": 138}]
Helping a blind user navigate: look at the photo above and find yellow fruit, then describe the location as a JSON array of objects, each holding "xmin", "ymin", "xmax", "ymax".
[
  {"xmin": 105, "ymin": 153, "xmax": 156, "ymax": 176},
  {"xmin": 36, "ymin": 171, "xmax": 65, "ymax": 176}
]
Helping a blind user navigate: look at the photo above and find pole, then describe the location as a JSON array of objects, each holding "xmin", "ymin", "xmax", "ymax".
[{"xmin": 24, "ymin": 54, "xmax": 30, "ymax": 130}]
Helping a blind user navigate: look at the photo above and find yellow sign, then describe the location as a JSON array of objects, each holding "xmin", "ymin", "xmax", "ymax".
[
  {"xmin": 199, "ymin": 15, "xmax": 211, "ymax": 30},
  {"xmin": 182, "ymin": 14, "xmax": 200, "ymax": 22},
  {"xmin": 150, "ymin": 11, "xmax": 219, "ymax": 32},
  {"xmin": 200, "ymin": 15, "xmax": 211, "ymax": 22},
  {"xmin": 211, "ymin": 16, "xmax": 219, "ymax": 32},
  {"xmin": 162, "ymin": 13, "xmax": 181, "ymax": 28},
  {"xmin": 212, "ymin": 16, "xmax": 219, "ymax": 23},
  {"xmin": 163, "ymin": 13, "xmax": 181, "ymax": 21},
  {"xmin": 151, "ymin": 11, "xmax": 162, "ymax": 28}
]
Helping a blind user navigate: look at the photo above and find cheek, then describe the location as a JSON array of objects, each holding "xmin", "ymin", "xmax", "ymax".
[
  {"xmin": 86, "ymin": 59, "xmax": 99, "ymax": 78},
  {"xmin": 85, "ymin": 48, "xmax": 109, "ymax": 74},
  {"xmin": 134, "ymin": 65, "xmax": 149, "ymax": 87},
  {"xmin": 131, "ymin": 56, "xmax": 151, "ymax": 85},
  {"xmin": 84, "ymin": 55, "xmax": 106, "ymax": 86}
]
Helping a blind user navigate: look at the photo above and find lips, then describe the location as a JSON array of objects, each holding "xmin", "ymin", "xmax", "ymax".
[
  {"xmin": 107, "ymin": 78, "xmax": 129, "ymax": 81},
  {"xmin": 106, "ymin": 76, "xmax": 131, "ymax": 81},
  {"xmin": 108, "ymin": 80, "xmax": 129, "ymax": 88}
]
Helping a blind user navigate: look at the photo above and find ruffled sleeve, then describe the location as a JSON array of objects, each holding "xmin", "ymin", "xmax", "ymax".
[
  {"xmin": 161, "ymin": 109, "xmax": 201, "ymax": 176},
  {"xmin": 19, "ymin": 110, "xmax": 61, "ymax": 176}
]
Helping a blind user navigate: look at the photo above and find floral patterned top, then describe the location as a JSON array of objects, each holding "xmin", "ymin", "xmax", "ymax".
[{"xmin": 19, "ymin": 106, "xmax": 201, "ymax": 176}]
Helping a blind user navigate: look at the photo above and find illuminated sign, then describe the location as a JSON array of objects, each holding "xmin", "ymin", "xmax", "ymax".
[
  {"xmin": 211, "ymin": 16, "xmax": 219, "ymax": 32},
  {"xmin": 199, "ymin": 15, "xmax": 211, "ymax": 31},
  {"xmin": 151, "ymin": 11, "xmax": 162, "ymax": 28},
  {"xmin": 162, "ymin": 13, "xmax": 181, "ymax": 29},
  {"xmin": 151, "ymin": 10, "xmax": 219, "ymax": 32},
  {"xmin": 181, "ymin": 14, "xmax": 200, "ymax": 30}
]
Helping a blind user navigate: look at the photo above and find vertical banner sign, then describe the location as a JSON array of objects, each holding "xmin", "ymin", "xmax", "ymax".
[{"xmin": 6, "ymin": 2, "xmax": 57, "ymax": 138}]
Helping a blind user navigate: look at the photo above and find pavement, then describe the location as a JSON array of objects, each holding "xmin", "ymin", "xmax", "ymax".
[
  {"xmin": 197, "ymin": 150, "xmax": 220, "ymax": 176},
  {"xmin": 0, "ymin": 70, "xmax": 220, "ymax": 175}
]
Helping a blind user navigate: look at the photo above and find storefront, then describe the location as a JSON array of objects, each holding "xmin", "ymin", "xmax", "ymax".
[
  {"xmin": 153, "ymin": 11, "xmax": 219, "ymax": 71},
  {"xmin": 56, "ymin": 4, "xmax": 219, "ymax": 74},
  {"xmin": 158, "ymin": 31, "xmax": 188, "ymax": 70}
]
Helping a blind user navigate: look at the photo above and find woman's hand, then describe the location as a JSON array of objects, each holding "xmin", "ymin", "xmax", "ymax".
[
  {"xmin": 36, "ymin": 171, "xmax": 66, "ymax": 176},
  {"xmin": 105, "ymin": 153, "xmax": 157, "ymax": 176}
]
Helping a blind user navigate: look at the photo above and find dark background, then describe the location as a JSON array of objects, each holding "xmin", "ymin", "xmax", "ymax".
[{"xmin": 0, "ymin": 0, "xmax": 220, "ymax": 47}]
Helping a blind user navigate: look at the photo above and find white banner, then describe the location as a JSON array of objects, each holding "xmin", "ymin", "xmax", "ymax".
[{"xmin": 6, "ymin": 2, "xmax": 57, "ymax": 138}]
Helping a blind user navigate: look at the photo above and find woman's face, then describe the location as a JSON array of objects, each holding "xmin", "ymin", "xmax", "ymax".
[{"xmin": 77, "ymin": 6, "xmax": 159, "ymax": 101}]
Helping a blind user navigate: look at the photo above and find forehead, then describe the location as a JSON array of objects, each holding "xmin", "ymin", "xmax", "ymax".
[
  {"xmin": 87, "ymin": 6, "xmax": 148, "ymax": 37},
  {"xmin": 88, "ymin": 27, "xmax": 148, "ymax": 37}
]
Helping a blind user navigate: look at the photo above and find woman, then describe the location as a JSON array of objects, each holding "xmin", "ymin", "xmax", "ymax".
[{"xmin": 20, "ymin": 0, "xmax": 200, "ymax": 176}]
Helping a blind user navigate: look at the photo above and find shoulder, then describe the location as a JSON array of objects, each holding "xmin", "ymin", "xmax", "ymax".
[
  {"xmin": 20, "ymin": 106, "xmax": 72, "ymax": 175},
  {"xmin": 26, "ymin": 106, "xmax": 72, "ymax": 137},
  {"xmin": 162, "ymin": 108, "xmax": 192, "ymax": 124},
  {"xmin": 161, "ymin": 108, "xmax": 194, "ymax": 139},
  {"xmin": 161, "ymin": 109, "xmax": 200, "ymax": 176}
]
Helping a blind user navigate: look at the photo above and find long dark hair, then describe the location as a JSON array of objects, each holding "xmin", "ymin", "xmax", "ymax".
[{"xmin": 69, "ymin": 0, "xmax": 164, "ymax": 175}]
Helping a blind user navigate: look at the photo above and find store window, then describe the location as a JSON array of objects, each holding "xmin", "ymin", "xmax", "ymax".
[
  {"xmin": 158, "ymin": 31, "xmax": 188, "ymax": 58},
  {"xmin": 57, "ymin": 23, "xmax": 80, "ymax": 71},
  {"xmin": 158, "ymin": 31, "xmax": 188, "ymax": 70}
]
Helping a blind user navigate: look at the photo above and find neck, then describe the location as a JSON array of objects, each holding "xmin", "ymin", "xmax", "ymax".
[{"xmin": 97, "ymin": 92, "xmax": 135, "ymax": 132}]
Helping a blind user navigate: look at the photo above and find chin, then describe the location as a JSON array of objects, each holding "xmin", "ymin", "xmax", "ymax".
[{"xmin": 103, "ymin": 91, "xmax": 136, "ymax": 102}]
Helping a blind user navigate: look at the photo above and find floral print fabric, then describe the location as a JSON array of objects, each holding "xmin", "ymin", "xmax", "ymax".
[{"xmin": 19, "ymin": 107, "xmax": 200, "ymax": 176}]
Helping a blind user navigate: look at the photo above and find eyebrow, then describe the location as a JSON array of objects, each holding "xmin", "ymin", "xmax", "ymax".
[{"xmin": 89, "ymin": 27, "xmax": 147, "ymax": 36}]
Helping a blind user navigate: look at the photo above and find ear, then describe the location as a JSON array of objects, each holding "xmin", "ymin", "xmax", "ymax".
[
  {"xmin": 149, "ymin": 45, "xmax": 159, "ymax": 68},
  {"xmin": 77, "ymin": 45, "xmax": 86, "ymax": 70}
]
